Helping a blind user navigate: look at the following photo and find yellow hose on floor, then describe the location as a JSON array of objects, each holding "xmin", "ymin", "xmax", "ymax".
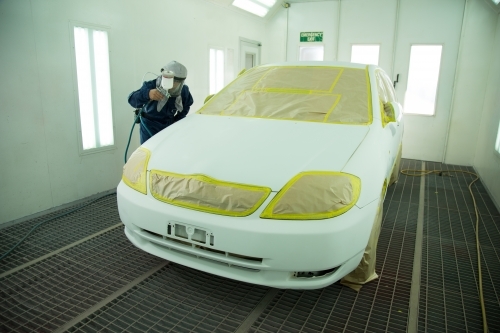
[{"xmin": 401, "ymin": 169, "xmax": 487, "ymax": 333}]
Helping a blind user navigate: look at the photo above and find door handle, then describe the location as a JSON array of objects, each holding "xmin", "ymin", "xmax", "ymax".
[{"xmin": 393, "ymin": 74, "xmax": 399, "ymax": 88}]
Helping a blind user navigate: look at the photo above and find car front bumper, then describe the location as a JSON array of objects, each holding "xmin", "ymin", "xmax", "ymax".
[{"xmin": 117, "ymin": 181, "xmax": 379, "ymax": 289}]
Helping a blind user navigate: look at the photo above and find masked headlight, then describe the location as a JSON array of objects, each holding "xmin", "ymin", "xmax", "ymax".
[
  {"xmin": 260, "ymin": 171, "xmax": 361, "ymax": 220},
  {"xmin": 122, "ymin": 147, "xmax": 151, "ymax": 194},
  {"xmin": 150, "ymin": 170, "xmax": 271, "ymax": 217}
]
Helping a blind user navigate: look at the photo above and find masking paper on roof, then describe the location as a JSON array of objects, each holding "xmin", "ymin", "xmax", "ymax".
[
  {"xmin": 122, "ymin": 147, "xmax": 150, "ymax": 194},
  {"xmin": 150, "ymin": 170, "xmax": 271, "ymax": 217},
  {"xmin": 261, "ymin": 172, "xmax": 361, "ymax": 220},
  {"xmin": 198, "ymin": 66, "xmax": 371, "ymax": 124}
]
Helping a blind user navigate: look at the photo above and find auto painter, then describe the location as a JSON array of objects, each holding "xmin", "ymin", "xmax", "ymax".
[{"xmin": 128, "ymin": 61, "xmax": 194, "ymax": 144}]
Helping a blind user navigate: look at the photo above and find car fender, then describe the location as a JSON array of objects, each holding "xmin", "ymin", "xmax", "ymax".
[{"xmin": 342, "ymin": 127, "xmax": 389, "ymax": 208}]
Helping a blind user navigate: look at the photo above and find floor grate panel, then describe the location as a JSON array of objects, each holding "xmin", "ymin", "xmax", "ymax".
[
  {"xmin": 0, "ymin": 195, "xmax": 120, "ymax": 274},
  {"xmin": 1, "ymin": 255, "xmax": 128, "ymax": 332},
  {"xmin": 419, "ymin": 161, "xmax": 500, "ymax": 333},
  {"xmin": 59, "ymin": 228, "xmax": 165, "ymax": 283},
  {"xmin": 67, "ymin": 264, "xmax": 269, "ymax": 333}
]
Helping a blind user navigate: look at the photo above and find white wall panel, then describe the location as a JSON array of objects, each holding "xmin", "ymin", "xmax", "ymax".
[
  {"xmin": 445, "ymin": 0, "xmax": 499, "ymax": 165},
  {"xmin": 28, "ymin": 0, "xmax": 137, "ymax": 208},
  {"xmin": 264, "ymin": 9, "xmax": 288, "ymax": 64},
  {"xmin": 474, "ymin": 14, "xmax": 500, "ymax": 210},
  {"xmin": 0, "ymin": 0, "xmax": 53, "ymax": 222}
]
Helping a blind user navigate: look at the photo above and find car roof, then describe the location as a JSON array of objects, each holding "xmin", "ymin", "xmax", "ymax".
[{"xmin": 260, "ymin": 61, "xmax": 370, "ymax": 70}]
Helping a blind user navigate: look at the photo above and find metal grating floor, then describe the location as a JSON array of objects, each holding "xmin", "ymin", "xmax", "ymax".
[
  {"xmin": 69, "ymin": 265, "xmax": 269, "ymax": 333},
  {"xmin": 1, "ymin": 159, "xmax": 499, "ymax": 332},
  {"xmin": 0, "ymin": 195, "xmax": 120, "ymax": 275},
  {"xmin": 419, "ymin": 162, "xmax": 500, "ymax": 333}
]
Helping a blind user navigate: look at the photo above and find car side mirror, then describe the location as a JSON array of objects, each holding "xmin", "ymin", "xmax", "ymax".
[
  {"xmin": 383, "ymin": 101, "xmax": 401, "ymax": 123},
  {"xmin": 204, "ymin": 94, "xmax": 214, "ymax": 104}
]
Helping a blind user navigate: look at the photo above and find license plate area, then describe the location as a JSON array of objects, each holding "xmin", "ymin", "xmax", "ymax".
[{"xmin": 167, "ymin": 221, "xmax": 214, "ymax": 246}]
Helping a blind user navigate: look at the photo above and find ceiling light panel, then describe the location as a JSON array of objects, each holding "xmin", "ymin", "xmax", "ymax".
[
  {"xmin": 255, "ymin": 0, "xmax": 276, "ymax": 7},
  {"xmin": 232, "ymin": 0, "xmax": 269, "ymax": 17}
]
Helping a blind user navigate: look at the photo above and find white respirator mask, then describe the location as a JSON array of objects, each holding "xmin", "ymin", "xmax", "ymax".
[
  {"xmin": 156, "ymin": 61, "xmax": 188, "ymax": 112},
  {"xmin": 161, "ymin": 71, "xmax": 175, "ymax": 90}
]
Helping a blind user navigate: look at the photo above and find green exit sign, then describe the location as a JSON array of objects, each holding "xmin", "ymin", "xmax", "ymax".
[{"xmin": 300, "ymin": 32, "xmax": 323, "ymax": 42}]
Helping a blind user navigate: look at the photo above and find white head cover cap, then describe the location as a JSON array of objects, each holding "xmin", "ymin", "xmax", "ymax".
[{"xmin": 162, "ymin": 61, "xmax": 187, "ymax": 79}]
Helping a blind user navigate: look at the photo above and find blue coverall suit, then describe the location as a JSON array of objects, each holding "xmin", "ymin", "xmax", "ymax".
[{"xmin": 128, "ymin": 79, "xmax": 194, "ymax": 144}]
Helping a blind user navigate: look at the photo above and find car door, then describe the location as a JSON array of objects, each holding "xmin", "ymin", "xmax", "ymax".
[{"xmin": 375, "ymin": 69, "xmax": 402, "ymax": 177}]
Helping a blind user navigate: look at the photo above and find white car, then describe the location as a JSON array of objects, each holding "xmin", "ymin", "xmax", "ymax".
[{"xmin": 117, "ymin": 61, "xmax": 403, "ymax": 289}]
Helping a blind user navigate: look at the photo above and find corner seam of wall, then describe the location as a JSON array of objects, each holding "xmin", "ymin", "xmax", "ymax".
[{"xmin": 29, "ymin": 0, "xmax": 54, "ymax": 208}]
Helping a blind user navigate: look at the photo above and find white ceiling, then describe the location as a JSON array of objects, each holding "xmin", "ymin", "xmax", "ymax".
[
  {"xmin": 207, "ymin": 0, "xmax": 328, "ymax": 5},
  {"xmin": 204, "ymin": 0, "xmax": 500, "ymax": 18},
  {"xmin": 203, "ymin": 0, "xmax": 337, "ymax": 20}
]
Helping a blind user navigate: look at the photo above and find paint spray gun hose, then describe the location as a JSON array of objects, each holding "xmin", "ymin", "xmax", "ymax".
[{"xmin": 124, "ymin": 102, "xmax": 153, "ymax": 164}]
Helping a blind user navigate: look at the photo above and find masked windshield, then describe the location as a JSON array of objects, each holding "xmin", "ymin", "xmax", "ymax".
[{"xmin": 198, "ymin": 65, "xmax": 372, "ymax": 125}]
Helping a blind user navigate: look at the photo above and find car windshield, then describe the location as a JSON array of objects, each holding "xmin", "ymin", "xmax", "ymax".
[{"xmin": 198, "ymin": 65, "xmax": 372, "ymax": 125}]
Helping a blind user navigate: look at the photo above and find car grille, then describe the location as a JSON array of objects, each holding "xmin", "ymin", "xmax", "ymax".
[{"xmin": 138, "ymin": 228, "xmax": 263, "ymax": 269}]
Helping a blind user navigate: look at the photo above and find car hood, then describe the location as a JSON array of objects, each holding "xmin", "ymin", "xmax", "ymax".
[{"xmin": 144, "ymin": 114, "xmax": 370, "ymax": 192}]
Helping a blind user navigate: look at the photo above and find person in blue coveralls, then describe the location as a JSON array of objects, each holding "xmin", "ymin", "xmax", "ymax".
[{"xmin": 128, "ymin": 61, "xmax": 194, "ymax": 144}]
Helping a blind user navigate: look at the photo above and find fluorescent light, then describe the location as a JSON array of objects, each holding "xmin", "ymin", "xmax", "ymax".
[
  {"xmin": 74, "ymin": 27, "xmax": 96, "ymax": 150},
  {"xmin": 493, "ymin": 0, "xmax": 500, "ymax": 5},
  {"xmin": 93, "ymin": 30, "xmax": 114, "ymax": 147},
  {"xmin": 232, "ymin": 0, "xmax": 268, "ymax": 17},
  {"xmin": 255, "ymin": 0, "xmax": 276, "ymax": 7},
  {"xmin": 73, "ymin": 26, "xmax": 114, "ymax": 150}
]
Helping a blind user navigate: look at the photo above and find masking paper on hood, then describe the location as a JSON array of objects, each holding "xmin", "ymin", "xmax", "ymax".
[
  {"xmin": 150, "ymin": 170, "xmax": 271, "ymax": 217},
  {"xmin": 198, "ymin": 66, "xmax": 371, "ymax": 125},
  {"xmin": 261, "ymin": 172, "xmax": 361, "ymax": 220}
]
